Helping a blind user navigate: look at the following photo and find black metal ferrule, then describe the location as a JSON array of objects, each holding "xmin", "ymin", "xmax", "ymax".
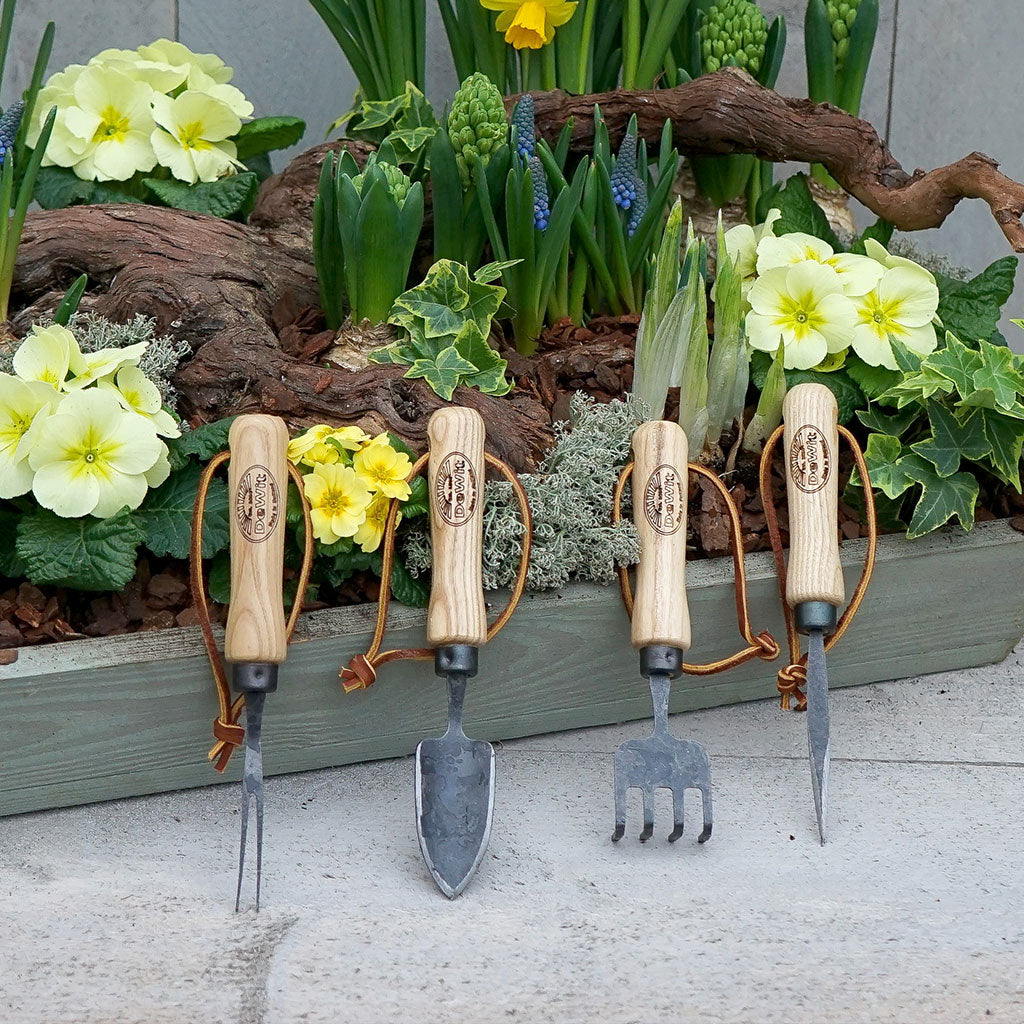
[
  {"xmin": 435, "ymin": 644, "xmax": 478, "ymax": 679},
  {"xmin": 794, "ymin": 601, "xmax": 838, "ymax": 635},
  {"xmin": 232, "ymin": 662, "xmax": 279, "ymax": 695},
  {"xmin": 639, "ymin": 644, "xmax": 684, "ymax": 680}
]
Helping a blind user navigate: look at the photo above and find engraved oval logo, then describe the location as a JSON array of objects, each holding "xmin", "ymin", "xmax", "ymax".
[
  {"xmin": 789, "ymin": 425, "xmax": 831, "ymax": 494},
  {"xmin": 235, "ymin": 465, "xmax": 281, "ymax": 543},
  {"xmin": 435, "ymin": 451, "xmax": 478, "ymax": 527},
  {"xmin": 644, "ymin": 464, "xmax": 684, "ymax": 536}
]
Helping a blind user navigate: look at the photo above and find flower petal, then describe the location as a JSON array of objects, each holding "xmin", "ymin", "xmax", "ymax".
[{"xmin": 877, "ymin": 266, "xmax": 940, "ymax": 328}]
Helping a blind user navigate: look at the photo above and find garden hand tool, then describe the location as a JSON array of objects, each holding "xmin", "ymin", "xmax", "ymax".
[
  {"xmin": 613, "ymin": 420, "xmax": 712, "ymax": 845},
  {"xmin": 415, "ymin": 406, "xmax": 493, "ymax": 898},
  {"xmin": 224, "ymin": 414, "xmax": 290, "ymax": 910},
  {"xmin": 782, "ymin": 383, "xmax": 844, "ymax": 844}
]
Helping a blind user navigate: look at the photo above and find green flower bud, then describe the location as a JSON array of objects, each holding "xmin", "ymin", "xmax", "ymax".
[
  {"xmin": 699, "ymin": 0, "xmax": 769, "ymax": 76},
  {"xmin": 827, "ymin": 0, "xmax": 860, "ymax": 72},
  {"xmin": 447, "ymin": 72, "xmax": 507, "ymax": 190}
]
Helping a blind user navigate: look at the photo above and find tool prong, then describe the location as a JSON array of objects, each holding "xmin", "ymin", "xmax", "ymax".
[
  {"xmin": 235, "ymin": 692, "xmax": 266, "ymax": 913},
  {"xmin": 668, "ymin": 789, "xmax": 685, "ymax": 842}
]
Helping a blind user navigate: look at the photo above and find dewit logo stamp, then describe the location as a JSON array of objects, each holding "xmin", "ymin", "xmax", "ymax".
[
  {"xmin": 436, "ymin": 451, "xmax": 478, "ymax": 527},
  {"xmin": 790, "ymin": 425, "xmax": 831, "ymax": 494},
  {"xmin": 644, "ymin": 464, "xmax": 684, "ymax": 536},
  {"xmin": 235, "ymin": 466, "xmax": 281, "ymax": 543}
]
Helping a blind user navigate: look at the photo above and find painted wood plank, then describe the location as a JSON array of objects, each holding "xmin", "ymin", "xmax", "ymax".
[{"xmin": 1, "ymin": 521, "xmax": 1022, "ymax": 816}]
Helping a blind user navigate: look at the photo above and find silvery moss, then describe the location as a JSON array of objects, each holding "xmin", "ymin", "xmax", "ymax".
[{"xmin": 403, "ymin": 393, "xmax": 644, "ymax": 591}]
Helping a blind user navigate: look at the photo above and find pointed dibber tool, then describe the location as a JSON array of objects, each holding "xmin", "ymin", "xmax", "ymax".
[
  {"xmin": 225, "ymin": 414, "xmax": 289, "ymax": 910},
  {"xmin": 612, "ymin": 420, "xmax": 712, "ymax": 845},
  {"xmin": 782, "ymin": 383, "xmax": 844, "ymax": 844},
  {"xmin": 415, "ymin": 407, "xmax": 493, "ymax": 898}
]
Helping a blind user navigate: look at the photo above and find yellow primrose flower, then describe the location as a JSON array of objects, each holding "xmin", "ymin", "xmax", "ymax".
[
  {"xmin": 722, "ymin": 208, "xmax": 781, "ymax": 296},
  {"xmin": 300, "ymin": 440, "xmax": 342, "ymax": 468},
  {"xmin": 303, "ymin": 463, "xmax": 373, "ymax": 545},
  {"xmin": 136, "ymin": 39, "xmax": 234, "ymax": 85},
  {"xmin": 480, "ymin": 0, "xmax": 578, "ymax": 49},
  {"xmin": 150, "ymin": 90, "xmax": 242, "ymax": 183},
  {"xmin": 746, "ymin": 261, "xmax": 857, "ymax": 371},
  {"xmin": 353, "ymin": 440, "xmax": 412, "ymax": 500},
  {"xmin": 755, "ymin": 231, "xmax": 835, "ymax": 275},
  {"xmin": 28, "ymin": 64, "xmax": 88, "ymax": 162},
  {"xmin": 67, "ymin": 341, "xmax": 149, "ymax": 391},
  {"xmin": 98, "ymin": 365, "xmax": 180, "ymax": 438},
  {"xmin": 186, "ymin": 67, "xmax": 254, "ymax": 120},
  {"xmin": 849, "ymin": 266, "xmax": 940, "ymax": 369},
  {"xmin": 288, "ymin": 424, "xmax": 334, "ymax": 462},
  {"xmin": 28, "ymin": 389, "xmax": 164, "ymax": 518},
  {"xmin": 821, "ymin": 252, "xmax": 885, "ymax": 298},
  {"xmin": 89, "ymin": 47, "xmax": 189, "ymax": 93},
  {"xmin": 355, "ymin": 492, "xmax": 399, "ymax": 554},
  {"xmin": 59, "ymin": 64, "xmax": 158, "ymax": 181},
  {"xmin": 12, "ymin": 324, "xmax": 76, "ymax": 388},
  {"xmin": 863, "ymin": 238, "xmax": 937, "ymax": 284},
  {"xmin": 0, "ymin": 375, "xmax": 59, "ymax": 498},
  {"xmin": 331, "ymin": 425, "xmax": 372, "ymax": 450}
]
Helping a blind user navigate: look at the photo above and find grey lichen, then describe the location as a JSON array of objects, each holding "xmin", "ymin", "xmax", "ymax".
[{"xmin": 403, "ymin": 393, "xmax": 645, "ymax": 592}]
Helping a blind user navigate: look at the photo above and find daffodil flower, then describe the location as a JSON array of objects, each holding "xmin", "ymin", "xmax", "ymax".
[
  {"xmin": 721, "ymin": 209, "xmax": 781, "ymax": 297},
  {"xmin": 12, "ymin": 324, "xmax": 76, "ymax": 388},
  {"xmin": 848, "ymin": 266, "xmax": 940, "ymax": 368},
  {"xmin": 353, "ymin": 439, "xmax": 413, "ymax": 500},
  {"xmin": 99, "ymin": 365, "xmax": 181, "ymax": 438},
  {"xmin": 303, "ymin": 464, "xmax": 373, "ymax": 545},
  {"xmin": 60, "ymin": 64, "xmax": 158, "ymax": 181},
  {"xmin": 0, "ymin": 375, "xmax": 58, "ymax": 498},
  {"xmin": 479, "ymin": 0, "xmax": 579, "ymax": 49},
  {"xmin": 150, "ymin": 90, "xmax": 242, "ymax": 183},
  {"xmin": 29, "ymin": 389, "xmax": 164, "ymax": 518},
  {"xmin": 355, "ymin": 492, "xmax": 399, "ymax": 554},
  {"xmin": 746, "ymin": 261, "xmax": 857, "ymax": 370},
  {"xmin": 136, "ymin": 39, "xmax": 233, "ymax": 85}
]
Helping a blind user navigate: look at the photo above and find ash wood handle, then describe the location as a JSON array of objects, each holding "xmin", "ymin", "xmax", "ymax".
[
  {"xmin": 630, "ymin": 420, "xmax": 691, "ymax": 651},
  {"xmin": 426, "ymin": 407, "xmax": 487, "ymax": 647},
  {"xmin": 783, "ymin": 383, "xmax": 845, "ymax": 608},
  {"xmin": 225, "ymin": 415, "xmax": 289, "ymax": 664}
]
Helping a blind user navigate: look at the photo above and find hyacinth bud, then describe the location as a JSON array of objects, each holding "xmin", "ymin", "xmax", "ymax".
[
  {"xmin": 700, "ymin": 0, "xmax": 768, "ymax": 76},
  {"xmin": 512, "ymin": 93, "xmax": 536, "ymax": 159},
  {"xmin": 352, "ymin": 160, "xmax": 412, "ymax": 204},
  {"xmin": 448, "ymin": 72, "xmax": 508, "ymax": 189},
  {"xmin": 0, "ymin": 99, "xmax": 24, "ymax": 167},
  {"xmin": 610, "ymin": 120, "xmax": 638, "ymax": 210},
  {"xmin": 826, "ymin": 0, "xmax": 861, "ymax": 71},
  {"xmin": 529, "ymin": 156, "xmax": 549, "ymax": 231}
]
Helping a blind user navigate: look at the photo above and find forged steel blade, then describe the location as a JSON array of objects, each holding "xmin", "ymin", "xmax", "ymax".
[
  {"xmin": 235, "ymin": 691, "xmax": 266, "ymax": 912},
  {"xmin": 806, "ymin": 630, "xmax": 831, "ymax": 845},
  {"xmin": 415, "ymin": 672, "xmax": 494, "ymax": 899}
]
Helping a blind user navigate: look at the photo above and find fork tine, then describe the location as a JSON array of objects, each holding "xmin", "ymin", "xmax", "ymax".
[
  {"xmin": 668, "ymin": 788, "xmax": 685, "ymax": 842},
  {"xmin": 639, "ymin": 788, "xmax": 655, "ymax": 842},
  {"xmin": 698, "ymin": 785, "xmax": 713, "ymax": 844}
]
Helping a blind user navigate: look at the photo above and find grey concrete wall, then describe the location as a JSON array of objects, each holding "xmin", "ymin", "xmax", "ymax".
[{"xmin": 9, "ymin": 0, "xmax": 1023, "ymax": 344}]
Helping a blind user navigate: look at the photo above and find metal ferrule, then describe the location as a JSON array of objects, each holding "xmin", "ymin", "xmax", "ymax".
[
  {"xmin": 794, "ymin": 601, "xmax": 838, "ymax": 635},
  {"xmin": 639, "ymin": 644, "xmax": 683, "ymax": 680},
  {"xmin": 435, "ymin": 644, "xmax": 478, "ymax": 679},
  {"xmin": 232, "ymin": 662, "xmax": 279, "ymax": 695}
]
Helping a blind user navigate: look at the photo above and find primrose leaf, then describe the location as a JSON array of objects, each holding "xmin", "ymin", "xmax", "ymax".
[
  {"xmin": 208, "ymin": 551, "xmax": 231, "ymax": 604},
  {"xmin": 388, "ymin": 554, "xmax": 429, "ymax": 607},
  {"xmin": 972, "ymin": 339, "xmax": 1024, "ymax": 411},
  {"xmin": 402, "ymin": 475, "xmax": 429, "ymax": 518},
  {"xmin": 909, "ymin": 401, "xmax": 990, "ymax": 478},
  {"xmin": 167, "ymin": 416, "xmax": 236, "ymax": 470},
  {"xmin": 34, "ymin": 165, "xmax": 143, "ymax": 209},
  {"xmin": 924, "ymin": 332, "xmax": 983, "ymax": 400},
  {"xmin": 0, "ymin": 505, "xmax": 24, "ymax": 578},
  {"xmin": 862, "ymin": 434, "xmax": 918, "ymax": 499},
  {"xmin": 845, "ymin": 355, "xmax": 901, "ymax": 403},
  {"xmin": 935, "ymin": 255, "xmax": 1017, "ymax": 343},
  {"xmin": 404, "ymin": 345, "xmax": 477, "ymax": 401},
  {"xmin": 898, "ymin": 456, "xmax": 979, "ymax": 539},
  {"xmin": 754, "ymin": 173, "xmax": 841, "ymax": 250},
  {"xmin": 143, "ymin": 173, "xmax": 259, "ymax": 219},
  {"xmin": 137, "ymin": 463, "xmax": 229, "ymax": 560},
  {"xmin": 980, "ymin": 409, "xmax": 1024, "ymax": 490},
  {"xmin": 233, "ymin": 115, "xmax": 306, "ymax": 160},
  {"xmin": 16, "ymin": 508, "xmax": 144, "ymax": 591}
]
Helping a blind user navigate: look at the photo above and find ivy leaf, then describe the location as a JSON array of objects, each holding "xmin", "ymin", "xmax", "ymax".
[
  {"xmin": 935, "ymin": 255, "xmax": 1017, "ymax": 343},
  {"xmin": 924, "ymin": 332, "xmax": 983, "ymax": 400},
  {"xmin": 389, "ymin": 555, "xmax": 429, "ymax": 607},
  {"xmin": 980, "ymin": 409, "xmax": 1024, "ymax": 490},
  {"xmin": 841, "ymin": 478, "xmax": 907, "ymax": 531},
  {"xmin": 861, "ymin": 434, "xmax": 918, "ymax": 499},
  {"xmin": 233, "ymin": 115, "xmax": 306, "ymax": 160},
  {"xmin": 167, "ymin": 416, "xmax": 236, "ymax": 470},
  {"xmin": 972, "ymin": 339, "xmax": 1024, "ymax": 411},
  {"xmin": 909, "ymin": 401, "xmax": 990, "ymax": 478},
  {"xmin": 845, "ymin": 355, "xmax": 900, "ymax": 402},
  {"xmin": 404, "ymin": 345, "xmax": 477, "ymax": 400},
  {"xmin": 137, "ymin": 463, "xmax": 229, "ymax": 560},
  {"xmin": 453, "ymin": 321, "xmax": 512, "ymax": 396},
  {"xmin": 143, "ymin": 173, "xmax": 259, "ymax": 220},
  {"xmin": 855, "ymin": 403, "xmax": 922, "ymax": 437},
  {"xmin": 898, "ymin": 455, "xmax": 979, "ymax": 539},
  {"xmin": 390, "ymin": 260, "xmax": 470, "ymax": 337},
  {"xmin": 474, "ymin": 259, "xmax": 522, "ymax": 284},
  {"xmin": 16, "ymin": 509, "xmax": 144, "ymax": 591}
]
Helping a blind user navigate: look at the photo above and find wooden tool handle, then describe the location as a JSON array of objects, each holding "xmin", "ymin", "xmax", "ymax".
[
  {"xmin": 225, "ymin": 415, "xmax": 289, "ymax": 664},
  {"xmin": 426, "ymin": 407, "xmax": 487, "ymax": 647},
  {"xmin": 782, "ymin": 383, "xmax": 844, "ymax": 608},
  {"xmin": 630, "ymin": 420, "xmax": 691, "ymax": 651}
]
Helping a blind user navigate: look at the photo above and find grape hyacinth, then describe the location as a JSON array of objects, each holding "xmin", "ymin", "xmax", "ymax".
[
  {"xmin": 610, "ymin": 124, "xmax": 638, "ymax": 210},
  {"xmin": 0, "ymin": 100, "xmax": 24, "ymax": 167},
  {"xmin": 512, "ymin": 94, "xmax": 535, "ymax": 159},
  {"xmin": 626, "ymin": 177, "xmax": 647, "ymax": 237},
  {"xmin": 529, "ymin": 156, "xmax": 549, "ymax": 231}
]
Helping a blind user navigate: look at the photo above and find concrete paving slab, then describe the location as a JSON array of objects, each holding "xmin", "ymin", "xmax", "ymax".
[{"xmin": 0, "ymin": 646, "xmax": 1022, "ymax": 1023}]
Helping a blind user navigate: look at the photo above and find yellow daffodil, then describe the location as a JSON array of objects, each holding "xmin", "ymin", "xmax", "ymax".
[
  {"xmin": 721, "ymin": 209, "xmax": 780, "ymax": 298},
  {"xmin": 99, "ymin": 365, "xmax": 180, "ymax": 438},
  {"xmin": 136, "ymin": 39, "xmax": 234, "ymax": 85},
  {"xmin": 353, "ymin": 440, "xmax": 412, "ymax": 500},
  {"xmin": 150, "ymin": 90, "xmax": 242, "ymax": 183},
  {"xmin": 12, "ymin": 324, "xmax": 76, "ymax": 388},
  {"xmin": 29, "ymin": 389, "xmax": 164, "ymax": 518},
  {"xmin": 0, "ymin": 375, "xmax": 58, "ymax": 498},
  {"xmin": 58, "ymin": 64, "xmax": 158, "ymax": 181},
  {"xmin": 303, "ymin": 464, "xmax": 373, "ymax": 545},
  {"xmin": 480, "ymin": 0, "xmax": 578, "ymax": 49},
  {"xmin": 746, "ymin": 261, "xmax": 857, "ymax": 370},
  {"xmin": 355, "ymin": 492, "xmax": 399, "ymax": 554},
  {"xmin": 849, "ymin": 266, "xmax": 940, "ymax": 369}
]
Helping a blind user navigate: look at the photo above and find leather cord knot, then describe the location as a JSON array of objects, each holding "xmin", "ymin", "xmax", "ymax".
[
  {"xmin": 341, "ymin": 653, "xmax": 377, "ymax": 693},
  {"xmin": 776, "ymin": 662, "xmax": 808, "ymax": 711},
  {"xmin": 755, "ymin": 630, "xmax": 781, "ymax": 662}
]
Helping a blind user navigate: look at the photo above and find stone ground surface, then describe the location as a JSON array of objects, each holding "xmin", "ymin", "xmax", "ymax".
[{"xmin": 0, "ymin": 646, "xmax": 1022, "ymax": 1024}]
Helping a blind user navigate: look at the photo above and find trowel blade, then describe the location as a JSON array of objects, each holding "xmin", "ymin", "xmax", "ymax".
[
  {"xmin": 806, "ymin": 629, "xmax": 831, "ymax": 845},
  {"xmin": 415, "ymin": 732, "xmax": 494, "ymax": 899}
]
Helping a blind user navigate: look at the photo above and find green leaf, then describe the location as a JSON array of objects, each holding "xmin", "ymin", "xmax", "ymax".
[
  {"xmin": 34, "ymin": 165, "xmax": 143, "ymax": 209},
  {"xmin": 474, "ymin": 259, "xmax": 522, "ymax": 284},
  {"xmin": 143, "ymin": 173, "xmax": 259, "ymax": 220},
  {"xmin": 53, "ymin": 273, "xmax": 88, "ymax": 326},
  {"xmin": 935, "ymin": 255, "xmax": 1018, "ymax": 343},
  {"xmin": 844, "ymin": 355, "xmax": 901, "ymax": 402},
  {"xmin": 754, "ymin": 173, "xmax": 841, "ymax": 251},
  {"xmin": 233, "ymin": 116, "xmax": 306, "ymax": 160},
  {"xmin": 0, "ymin": 504, "xmax": 24, "ymax": 578},
  {"xmin": 167, "ymin": 417, "xmax": 236, "ymax": 470},
  {"xmin": 453, "ymin": 321, "xmax": 512, "ymax": 396},
  {"xmin": 862, "ymin": 434, "xmax": 918, "ymax": 499},
  {"xmin": 848, "ymin": 218, "xmax": 894, "ymax": 255},
  {"xmin": 137, "ymin": 463, "xmax": 229, "ymax": 560},
  {"xmin": 388, "ymin": 555, "xmax": 429, "ymax": 607},
  {"xmin": 972, "ymin": 338, "xmax": 1024, "ymax": 411},
  {"xmin": 899, "ymin": 456, "xmax": 979, "ymax": 539},
  {"xmin": 909, "ymin": 401, "xmax": 990, "ymax": 478},
  {"xmin": 402, "ymin": 474, "xmax": 429, "ymax": 517},
  {"xmin": 390, "ymin": 259, "xmax": 470, "ymax": 337},
  {"xmin": 783, "ymin": 367, "xmax": 863, "ymax": 424},
  {"xmin": 404, "ymin": 344, "xmax": 478, "ymax": 400},
  {"xmin": 16, "ymin": 508, "xmax": 143, "ymax": 591},
  {"xmin": 924, "ymin": 332, "xmax": 983, "ymax": 399},
  {"xmin": 980, "ymin": 408, "xmax": 1024, "ymax": 490},
  {"xmin": 208, "ymin": 551, "xmax": 231, "ymax": 604},
  {"xmin": 855, "ymin": 403, "xmax": 922, "ymax": 437}
]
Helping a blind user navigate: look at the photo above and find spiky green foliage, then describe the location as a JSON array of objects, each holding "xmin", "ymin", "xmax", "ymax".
[{"xmin": 448, "ymin": 72, "xmax": 507, "ymax": 189}]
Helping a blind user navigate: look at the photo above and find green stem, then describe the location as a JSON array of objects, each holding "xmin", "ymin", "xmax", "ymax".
[
  {"xmin": 576, "ymin": 0, "xmax": 597, "ymax": 93},
  {"xmin": 622, "ymin": 0, "xmax": 640, "ymax": 89},
  {"xmin": 541, "ymin": 42, "xmax": 556, "ymax": 90}
]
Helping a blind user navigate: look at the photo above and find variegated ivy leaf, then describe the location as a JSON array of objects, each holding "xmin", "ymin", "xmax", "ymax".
[
  {"xmin": 971, "ymin": 339, "xmax": 1024, "ymax": 411},
  {"xmin": 924, "ymin": 332, "xmax": 982, "ymax": 400},
  {"xmin": 861, "ymin": 434, "xmax": 918, "ymax": 499},
  {"xmin": 405, "ymin": 345, "xmax": 478, "ymax": 401},
  {"xmin": 474, "ymin": 259, "xmax": 522, "ymax": 284},
  {"xmin": 909, "ymin": 401, "xmax": 991, "ymax": 478},
  {"xmin": 390, "ymin": 260, "xmax": 471, "ymax": 338},
  {"xmin": 980, "ymin": 409, "xmax": 1024, "ymax": 490},
  {"xmin": 454, "ymin": 322, "xmax": 512, "ymax": 396},
  {"xmin": 898, "ymin": 455, "xmax": 979, "ymax": 539}
]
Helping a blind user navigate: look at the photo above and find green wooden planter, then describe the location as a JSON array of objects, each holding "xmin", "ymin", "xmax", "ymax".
[{"xmin": 1, "ymin": 519, "xmax": 1022, "ymax": 817}]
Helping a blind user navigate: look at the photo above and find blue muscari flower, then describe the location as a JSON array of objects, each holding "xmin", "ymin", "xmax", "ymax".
[
  {"xmin": 512, "ymin": 94, "xmax": 535, "ymax": 159},
  {"xmin": 529, "ymin": 156, "xmax": 549, "ymax": 231},
  {"xmin": 610, "ymin": 125, "xmax": 638, "ymax": 210},
  {"xmin": 626, "ymin": 176, "xmax": 648, "ymax": 237},
  {"xmin": 0, "ymin": 100, "xmax": 24, "ymax": 167}
]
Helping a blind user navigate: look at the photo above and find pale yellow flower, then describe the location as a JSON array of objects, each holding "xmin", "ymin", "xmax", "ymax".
[
  {"xmin": 756, "ymin": 231, "xmax": 835, "ymax": 275},
  {"xmin": 721, "ymin": 209, "xmax": 780, "ymax": 298},
  {"xmin": 98, "ymin": 365, "xmax": 180, "ymax": 438},
  {"xmin": 136, "ymin": 39, "xmax": 233, "ymax": 85},
  {"xmin": 288, "ymin": 424, "xmax": 371, "ymax": 464},
  {"xmin": 863, "ymin": 238, "xmax": 937, "ymax": 284},
  {"xmin": 301, "ymin": 441, "xmax": 342, "ymax": 468},
  {"xmin": 480, "ymin": 0, "xmax": 578, "ymax": 49},
  {"xmin": 28, "ymin": 64, "xmax": 88, "ymax": 162},
  {"xmin": 353, "ymin": 440, "xmax": 412, "ymax": 500},
  {"xmin": 12, "ymin": 324, "xmax": 77, "ymax": 388},
  {"xmin": 67, "ymin": 341, "xmax": 149, "ymax": 390},
  {"xmin": 0, "ymin": 375, "xmax": 59, "ymax": 498},
  {"xmin": 150, "ymin": 90, "xmax": 242, "ymax": 183},
  {"xmin": 90, "ymin": 47, "xmax": 189, "ymax": 93},
  {"xmin": 28, "ymin": 388, "xmax": 164, "ymax": 518},
  {"xmin": 355, "ymin": 492, "xmax": 399, "ymax": 554},
  {"xmin": 187, "ymin": 67, "xmax": 253, "ymax": 120},
  {"xmin": 849, "ymin": 266, "xmax": 940, "ymax": 369},
  {"xmin": 822, "ymin": 251, "xmax": 885, "ymax": 297},
  {"xmin": 303, "ymin": 464, "xmax": 373, "ymax": 545}
]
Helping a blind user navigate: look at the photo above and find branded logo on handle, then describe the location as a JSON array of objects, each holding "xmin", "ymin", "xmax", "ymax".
[
  {"xmin": 436, "ymin": 452, "xmax": 478, "ymax": 527},
  {"xmin": 644, "ymin": 464, "xmax": 684, "ymax": 536},
  {"xmin": 790, "ymin": 425, "xmax": 831, "ymax": 494},
  {"xmin": 235, "ymin": 466, "xmax": 281, "ymax": 543}
]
